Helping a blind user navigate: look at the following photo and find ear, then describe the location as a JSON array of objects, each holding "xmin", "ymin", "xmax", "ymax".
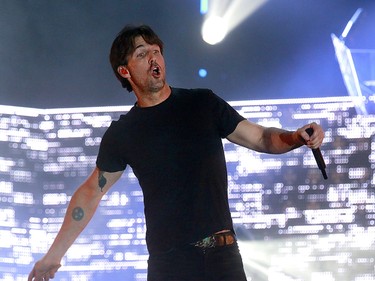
[{"xmin": 117, "ymin": 66, "xmax": 130, "ymax": 78}]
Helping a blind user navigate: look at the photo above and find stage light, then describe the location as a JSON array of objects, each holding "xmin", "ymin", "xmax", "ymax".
[
  {"xmin": 199, "ymin": 68, "xmax": 208, "ymax": 78},
  {"xmin": 200, "ymin": 0, "xmax": 208, "ymax": 14},
  {"xmin": 201, "ymin": 0, "xmax": 268, "ymax": 45},
  {"xmin": 202, "ymin": 16, "xmax": 228, "ymax": 45}
]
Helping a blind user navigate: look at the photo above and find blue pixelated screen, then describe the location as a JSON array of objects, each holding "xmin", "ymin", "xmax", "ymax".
[{"xmin": 0, "ymin": 95, "xmax": 374, "ymax": 281}]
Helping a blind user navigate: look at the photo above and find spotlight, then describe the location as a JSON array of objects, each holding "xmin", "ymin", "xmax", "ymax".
[
  {"xmin": 200, "ymin": 0, "xmax": 268, "ymax": 45},
  {"xmin": 202, "ymin": 16, "xmax": 228, "ymax": 45},
  {"xmin": 198, "ymin": 68, "xmax": 208, "ymax": 78}
]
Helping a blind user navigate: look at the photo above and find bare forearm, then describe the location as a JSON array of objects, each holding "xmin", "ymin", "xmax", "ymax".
[
  {"xmin": 45, "ymin": 185, "xmax": 101, "ymax": 261},
  {"xmin": 28, "ymin": 168, "xmax": 123, "ymax": 281},
  {"xmin": 262, "ymin": 127, "xmax": 304, "ymax": 154},
  {"xmin": 227, "ymin": 120, "xmax": 324, "ymax": 154}
]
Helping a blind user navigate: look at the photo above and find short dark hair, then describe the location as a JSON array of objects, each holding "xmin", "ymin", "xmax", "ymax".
[{"xmin": 109, "ymin": 24, "xmax": 164, "ymax": 92}]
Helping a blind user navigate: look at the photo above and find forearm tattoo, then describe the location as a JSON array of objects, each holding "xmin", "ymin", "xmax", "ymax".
[
  {"xmin": 98, "ymin": 171, "xmax": 107, "ymax": 192},
  {"xmin": 72, "ymin": 207, "xmax": 84, "ymax": 221}
]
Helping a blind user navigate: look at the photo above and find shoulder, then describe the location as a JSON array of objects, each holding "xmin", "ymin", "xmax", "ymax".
[
  {"xmin": 172, "ymin": 87, "xmax": 213, "ymax": 96},
  {"xmin": 172, "ymin": 87, "xmax": 219, "ymax": 103},
  {"xmin": 102, "ymin": 111, "xmax": 132, "ymax": 139}
]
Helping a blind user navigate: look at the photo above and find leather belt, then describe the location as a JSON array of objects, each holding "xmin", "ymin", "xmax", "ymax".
[{"xmin": 191, "ymin": 231, "xmax": 236, "ymax": 249}]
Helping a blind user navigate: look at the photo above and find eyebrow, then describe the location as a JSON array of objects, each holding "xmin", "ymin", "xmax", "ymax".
[
  {"xmin": 135, "ymin": 44, "xmax": 145, "ymax": 50},
  {"xmin": 133, "ymin": 43, "xmax": 159, "ymax": 55}
]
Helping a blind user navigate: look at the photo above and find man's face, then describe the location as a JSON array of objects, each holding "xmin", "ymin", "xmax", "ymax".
[{"xmin": 122, "ymin": 36, "xmax": 166, "ymax": 93}]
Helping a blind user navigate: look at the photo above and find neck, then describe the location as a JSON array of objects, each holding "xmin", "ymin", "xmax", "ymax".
[{"xmin": 134, "ymin": 84, "xmax": 171, "ymax": 108}]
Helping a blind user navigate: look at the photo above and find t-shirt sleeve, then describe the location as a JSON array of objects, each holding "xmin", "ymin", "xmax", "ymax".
[
  {"xmin": 207, "ymin": 90, "xmax": 246, "ymax": 138},
  {"xmin": 96, "ymin": 123, "xmax": 127, "ymax": 172}
]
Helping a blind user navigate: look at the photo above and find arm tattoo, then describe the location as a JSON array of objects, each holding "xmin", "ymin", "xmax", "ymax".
[
  {"xmin": 98, "ymin": 171, "xmax": 107, "ymax": 192},
  {"xmin": 72, "ymin": 207, "xmax": 84, "ymax": 221}
]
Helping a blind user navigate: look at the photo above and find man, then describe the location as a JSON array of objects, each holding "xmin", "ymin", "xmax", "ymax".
[{"xmin": 28, "ymin": 25, "xmax": 324, "ymax": 281}]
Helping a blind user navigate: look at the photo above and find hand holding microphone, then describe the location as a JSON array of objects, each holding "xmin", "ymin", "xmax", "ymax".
[{"xmin": 305, "ymin": 127, "xmax": 328, "ymax": 180}]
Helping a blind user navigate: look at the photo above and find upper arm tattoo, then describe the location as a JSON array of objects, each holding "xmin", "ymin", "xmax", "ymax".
[{"xmin": 98, "ymin": 170, "xmax": 107, "ymax": 192}]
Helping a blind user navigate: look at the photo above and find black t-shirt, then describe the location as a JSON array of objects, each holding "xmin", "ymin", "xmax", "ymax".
[{"xmin": 96, "ymin": 88, "xmax": 245, "ymax": 254}]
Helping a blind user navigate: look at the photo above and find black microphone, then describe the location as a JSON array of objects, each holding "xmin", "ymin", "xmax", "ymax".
[{"xmin": 305, "ymin": 128, "xmax": 328, "ymax": 180}]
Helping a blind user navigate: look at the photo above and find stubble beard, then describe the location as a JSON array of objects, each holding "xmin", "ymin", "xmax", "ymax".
[{"xmin": 148, "ymin": 77, "xmax": 165, "ymax": 93}]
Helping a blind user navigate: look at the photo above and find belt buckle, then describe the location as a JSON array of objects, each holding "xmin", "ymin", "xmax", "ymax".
[{"xmin": 193, "ymin": 235, "xmax": 216, "ymax": 249}]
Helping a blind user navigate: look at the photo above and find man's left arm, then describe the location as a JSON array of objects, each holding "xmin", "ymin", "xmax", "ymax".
[{"xmin": 226, "ymin": 120, "xmax": 324, "ymax": 154}]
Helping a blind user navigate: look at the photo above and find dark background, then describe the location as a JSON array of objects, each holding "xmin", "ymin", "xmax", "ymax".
[{"xmin": 1, "ymin": 0, "xmax": 374, "ymax": 108}]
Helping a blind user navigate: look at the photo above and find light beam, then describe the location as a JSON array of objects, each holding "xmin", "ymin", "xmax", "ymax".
[{"xmin": 201, "ymin": 0, "xmax": 268, "ymax": 45}]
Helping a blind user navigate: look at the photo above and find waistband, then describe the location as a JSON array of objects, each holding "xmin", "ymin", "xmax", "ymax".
[{"xmin": 191, "ymin": 230, "xmax": 236, "ymax": 249}]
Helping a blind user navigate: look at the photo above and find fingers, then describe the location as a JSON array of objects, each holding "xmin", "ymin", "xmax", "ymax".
[
  {"xmin": 49, "ymin": 265, "xmax": 61, "ymax": 278},
  {"xmin": 28, "ymin": 264, "xmax": 61, "ymax": 281},
  {"xmin": 28, "ymin": 271, "xmax": 51, "ymax": 281},
  {"xmin": 27, "ymin": 267, "xmax": 35, "ymax": 281},
  {"xmin": 300, "ymin": 122, "xmax": 324, "ymax": 149}
]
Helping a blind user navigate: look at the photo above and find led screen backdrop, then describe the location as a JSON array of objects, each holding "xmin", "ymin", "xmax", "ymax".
[{"xmin": 0, "ymin": 95, "xmax": 374, "ymax": 281}]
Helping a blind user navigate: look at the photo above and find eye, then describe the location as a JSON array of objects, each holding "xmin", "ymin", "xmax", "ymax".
[{"xmin": 137, "ymin": 52, "xmax": 146, "ymax": 58}]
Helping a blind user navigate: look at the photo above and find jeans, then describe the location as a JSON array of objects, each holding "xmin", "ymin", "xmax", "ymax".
[{"xmin": 147, "ymin": 242, "xmax": 247, "ymax": 281}]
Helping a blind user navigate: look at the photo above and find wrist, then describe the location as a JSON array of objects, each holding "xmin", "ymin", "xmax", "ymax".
[
  {"xmin": 292, "ymin": 130, "xmax": 305, "ymax": 147},
  {"xmin": 44, "ymin": 247, "xmax": 64, "ymax": 264}
]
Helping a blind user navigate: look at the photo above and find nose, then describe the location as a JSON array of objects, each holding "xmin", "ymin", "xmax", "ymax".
[
  {"xmin": 148, "ymin": 52, "xmax": 157, "ymax": 65},
  {"xmin": 149, "ymin": 57, "xmax": 156, "ymax": 65}
]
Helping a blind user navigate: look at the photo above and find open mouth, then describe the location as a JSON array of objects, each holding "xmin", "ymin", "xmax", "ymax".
[{"xmin": 152, "ymin": 66, "xmax": 160, "ymax": 77}]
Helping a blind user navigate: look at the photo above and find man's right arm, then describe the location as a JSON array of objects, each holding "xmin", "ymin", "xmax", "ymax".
[{"xmin": 28, "ymin": 167, "xmax": 124, "ymax": 281}]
